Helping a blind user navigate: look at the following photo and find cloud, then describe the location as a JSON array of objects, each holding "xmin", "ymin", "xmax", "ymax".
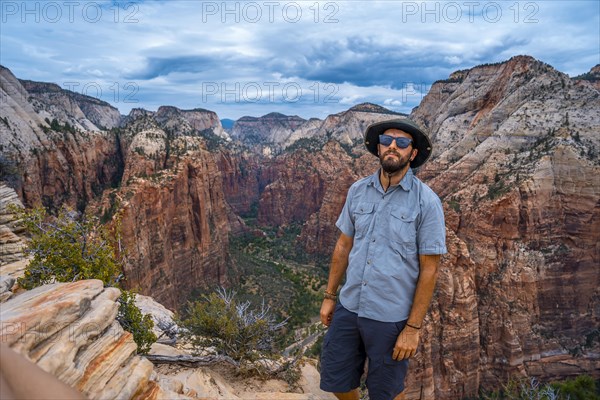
[
  {"xmin": 126, "ymin": 55, "xmax": 222, "ymax": 79},
  {"xmin": 0, "ymin": 0, "xmax": 597, "ymax": 119}
]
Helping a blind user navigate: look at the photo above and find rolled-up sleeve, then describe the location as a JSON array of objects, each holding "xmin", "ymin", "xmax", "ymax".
[
  {"xmin": 335, "ymin": 185, "xmax": 356, "ymax": 238},
  {"xmin": 417, "ymin": 194, "xmax": 447, "ymax": 255}
]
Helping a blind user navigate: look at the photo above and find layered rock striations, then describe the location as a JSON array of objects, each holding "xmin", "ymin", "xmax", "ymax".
[
  {"xmin": 2, "ymin": 68, "xmax": 234, "ymax": 310},
  {"xmin": 403, "ymin": 55, "xmax": 600, "ymax": 397},
  {"xmin": 19, "ymin": 79, "xmax": 122, "ymax": 131},
  {"xmin": 2, "ymin": 57, "xmax": 599, "ymax": 398},
  {"xmin": 0, "ymin": 184, "xmax": 26, "ymax": 265},
  {"xmin": 230, "ymin": 103, "xmax": 404, "ymax": 155},
  {"xmin": 115, "ymin": 154, "xmax": 231, "ymax": 310},
  {"xmin": 96, "ymin": 110, "xmax": 233, "ymax": 309},
  {"xmin": 0, "ymin": 66, "xmax": 124, "ymax": 211},
  {"xmin": 0, "ymin": 280, "xmax": 163, "ymax": 400}
]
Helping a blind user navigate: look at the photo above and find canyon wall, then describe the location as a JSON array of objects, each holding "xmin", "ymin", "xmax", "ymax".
[{"xmin": 1, "ymin": 57, "xmax": 598, "ymax": 397}]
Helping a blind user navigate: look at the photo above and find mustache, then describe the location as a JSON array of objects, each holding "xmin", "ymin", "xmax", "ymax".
[{"xmin": 383, "ymin": 150, "xmax": 401, "ymax": 157}]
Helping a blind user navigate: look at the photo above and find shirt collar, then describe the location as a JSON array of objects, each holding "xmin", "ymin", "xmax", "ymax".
[{"xmin": 368, "ymin": 168, "xmax": 414, "ymax": 192}]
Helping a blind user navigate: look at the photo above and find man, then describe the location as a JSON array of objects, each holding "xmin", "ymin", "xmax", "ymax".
[{"xmin": 319, "ymin": 119, "xmax": 447, "ymax": 400}]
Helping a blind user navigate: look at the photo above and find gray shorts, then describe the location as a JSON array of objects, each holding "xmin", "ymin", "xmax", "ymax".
[{"xmin": 319, "ymin": 303, "xmax": 408, "ymax": 400}]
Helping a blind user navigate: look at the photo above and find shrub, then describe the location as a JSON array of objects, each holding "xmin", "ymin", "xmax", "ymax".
[
  {"xmin": 482, "ymin": 375, "xmax": 599, "ymax": 400},
  {"xmin": 482, "ymin": 377, "xmax": 560, "ymax": 399},
  {"xmin": 10, "ymin": 204, "xmax": 156, "ymax": 354},
  {"xmin": 117, "ymin": 290, "xmax": 157, "ymax": 355},
  {"xmin": 13, "ymin": 206, "xmax": 121, "ymax": 289},
  {"xmin": 179, "ymin": 287, "xmax": 287, "ymax": 364},
  {"xmin": 551, "ymin": 375, "xmax": 599, "ymax": 400}
]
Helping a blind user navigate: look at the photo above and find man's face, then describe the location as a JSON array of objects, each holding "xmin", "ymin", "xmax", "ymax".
[{"xmin": 378, "ymin": 129, "xmax": 417, "ymax": 174}]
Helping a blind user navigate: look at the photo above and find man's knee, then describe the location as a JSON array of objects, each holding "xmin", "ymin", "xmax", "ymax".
[
  {"xmin": 334, "ymin": 388, "xmax": 360, "ymax": 400},
  {"xmin": 393, "ymin": 390, "xmax": 406, "ymax": 400}
]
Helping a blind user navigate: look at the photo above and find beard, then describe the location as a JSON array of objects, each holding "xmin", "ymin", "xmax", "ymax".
[{"xmin": 380, "ymin": 150, "xmax": 410, "ymax": 174}]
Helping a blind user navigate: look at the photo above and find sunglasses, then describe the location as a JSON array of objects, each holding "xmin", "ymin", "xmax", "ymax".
[{"xmin": 379, "ymin": 135, "xmax": 413, "ymax": 148}]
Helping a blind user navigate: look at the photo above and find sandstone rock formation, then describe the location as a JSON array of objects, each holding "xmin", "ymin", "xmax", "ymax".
[
  {"xmin": 230, "ymin": 103, "xmax": 404, "ymax": 155},
  {"xmin": 1, "ymin": 56, "xmax": 598, "ymax": 398},
  {"xmin": 1, "ymin": 72, "xmax": 234, "ymax": 310},
  {"xmin": 0, "ymin": 279, "xmax": 163, "ymax": 400},
  {"xmin": 0, "ymin": 274, "xmax": 335, "ymax": 400},
  {"xmin": 0, "ymin": 184, "xmax": 25, "ymax": 265},
  {"xmin": 291, "ymin": 56, "xmax": 600, "ymax": 398},
  {"xmin": 231, "ymin": 112, "xmax": 307, "ymax": 149},
  {"xmin": 19, "ymin": 79, "xmax": 122, "ymax": 131},
  {"xmin": 1, "ymin": 66, "xmax": 123, "ymax": 211},
  {"xmin": 574, "ymin": 64, "xmax": 600, "ymax": 91}
]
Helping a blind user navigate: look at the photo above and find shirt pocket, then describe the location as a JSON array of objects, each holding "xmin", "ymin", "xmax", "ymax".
[
  {"xmin": 353, "ymin": 202, "xmax": 375, "ymax": 239},
  {"xmin": 390, "ymin": 208, "xmax": 418, "ymax": 252}
]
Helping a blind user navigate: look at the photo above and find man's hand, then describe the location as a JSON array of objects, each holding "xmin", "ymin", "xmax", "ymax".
[
  {"xmin": 320, "ymin": 299, "xmax": 337, "ymax": 326},
  {"xmin": 392, "ymin": 326, "xmax": 420, "ymax": 360}
]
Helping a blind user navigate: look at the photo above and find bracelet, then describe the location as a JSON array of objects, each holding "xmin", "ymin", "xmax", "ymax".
[
  {"xmin": 406, "ymin": 322, "xmax": 421, "ymax": 330},
  {"xmin": 324, "ymin": 290, "xmax": 337, "ymax": 301}
]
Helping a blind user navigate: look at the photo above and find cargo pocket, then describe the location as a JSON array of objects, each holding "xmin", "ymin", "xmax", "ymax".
[
  {"xmin": 390, "ymin": 208, "xmax": 418, "ymax": 251},
  {"xmin": 353, "ymin": 202, "xmax": 375, "ymax": 239}
]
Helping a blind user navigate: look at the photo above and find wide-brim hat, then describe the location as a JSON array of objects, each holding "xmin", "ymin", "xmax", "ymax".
[{"xmin": 364, "ymin": 118, "xmax": 432, "ymax": 168}]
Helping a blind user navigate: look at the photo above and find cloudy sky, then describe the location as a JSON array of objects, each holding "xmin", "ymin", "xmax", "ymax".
[{"xmin": 1, "ymin": 1, "xmax": 598, "ymax": 120}]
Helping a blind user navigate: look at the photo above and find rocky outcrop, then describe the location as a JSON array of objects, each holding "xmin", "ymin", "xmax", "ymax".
[
  {"xmin": 403, "ymin": 55, "xmax": 600, "ymax": 397},
  {"xmin": 153, "ymin": 106, "xmax": 230, "ymax": 140},
  {"xmin": 19, "ymin": 79, "xmax": 122, "ymax": 131},
  {"xmin": 230, "ymin": 103, "xmax": 403, "ymax": 155},
  {"xmin": 0, "ymin": 280, "xmax": 163, "ymax": 400},
  {"xmin": 114, "ymin": 152, "xmax": 231, "ymax": 310},
  {"xmin": 573, "ymin": 64, "xmax": 600, "ymax": 91},
  {"xmin": 0, "ymin": 66, "xmax": 124, "ymax": 212},
  {"xmin": 230, "ymin": 112, "xmax": 307, "ymax": 148},
  {"xmin": 1, "ymin": 69, "xmax": 235, "ymax": 311},
  {"xmin": 308, "ymin": 103, "xmax": 406, "ymax": 146},
  {"xmin": 0, "ymin": 274, "xmax": 336, "ymax": 400},
  {"xmin": 0, "ymin": 184, "xmax": 26, "ymax": 265}
]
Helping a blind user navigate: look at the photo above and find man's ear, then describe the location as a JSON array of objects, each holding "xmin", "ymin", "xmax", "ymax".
[{"xmin": 411, "ymin": 148, "xmax": 418, "ymax": 161}]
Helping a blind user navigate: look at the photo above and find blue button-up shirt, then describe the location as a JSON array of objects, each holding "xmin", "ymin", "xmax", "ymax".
[{"xmin": 336, "ymin": 168, "xmax": 447, "ymax": 322}]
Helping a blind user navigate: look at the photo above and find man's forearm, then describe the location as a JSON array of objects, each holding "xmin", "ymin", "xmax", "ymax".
[
  {"xmin": 406, "ymin": 254, "xmax": 441, "ymax": 327},
  {"xmin": 326, "ymin": 233, "xmax": 353, "ymax": 293}
]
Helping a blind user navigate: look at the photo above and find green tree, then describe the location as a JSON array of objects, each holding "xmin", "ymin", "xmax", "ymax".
[
  {"xmin": 10, "ymin": 204, "xmax": 156, "ymax": 354},
  {"xmin": 12, "ymin": 206, "xmax": 121, "ymax": 289},
  {"xmin": 117, "ymin": 291, "xmax": 157, "ymax": 355},
  {"xmin": 551, "ymin": 375, "xmax": 599, "ymax": 400}
]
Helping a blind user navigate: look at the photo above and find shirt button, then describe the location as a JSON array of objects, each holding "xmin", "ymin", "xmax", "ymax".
[
  {"xmin": 371, "ymin": 238, "xmax": 375, "ymax": 243},
  {"xmin": 363, "ymin": 281, "xmax": 367, "ymax": 286},
  {"xmin": 367, "ymin": 260, "xmax": 371, "ymax": 265}
]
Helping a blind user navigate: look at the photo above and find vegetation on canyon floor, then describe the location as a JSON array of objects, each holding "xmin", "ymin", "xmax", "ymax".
[
  {"xmin": 226, "ymin": 222, "xmax": 329, "ymax": 348},
  {"xmin": 478, "ymin": 375, "xmax": 599, "ymax": 400}
]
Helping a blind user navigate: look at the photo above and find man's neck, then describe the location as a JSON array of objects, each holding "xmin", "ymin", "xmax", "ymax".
[{"xmin": 379, "ymin": 167, "xmax": 409, "ymax": 192}]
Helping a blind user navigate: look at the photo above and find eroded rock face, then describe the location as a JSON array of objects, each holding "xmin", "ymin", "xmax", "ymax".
[
  {"xmin": 403, "ymin": 56, "xmax": 600, "ymax": 397},
  {"xmin": 0, "ymin": 184, "xmax": 25, "ymax": 266},
  {"xmin": 1, "ymin": 72, "xmax": 235, "ymax": 311},
  {"xmin": 275, "ymin": 56, "xmax": 599, "ymax": 398},
  {"xmin": 0, "ymin": 280, "xmax": 159, "ymax": 400},
  {"xmin": 116, "ymin": 154, "xmax": 231, "ymax": 310},
  {"xmin": 1, "ymin": 66, "xmax": 124, "ymax": 212}
]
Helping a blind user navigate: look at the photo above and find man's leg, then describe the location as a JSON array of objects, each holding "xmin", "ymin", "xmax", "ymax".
[
  {"xmin": 334, "ymin": 388, "xmax": 360, "ymax": 400},
  {"xmin": 320, "ymin": 305, "xmax": 366, "ymax": 395},
  {"xmin": 359, "ymin": 319, "xmax": 409, "ymax": 400}
]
